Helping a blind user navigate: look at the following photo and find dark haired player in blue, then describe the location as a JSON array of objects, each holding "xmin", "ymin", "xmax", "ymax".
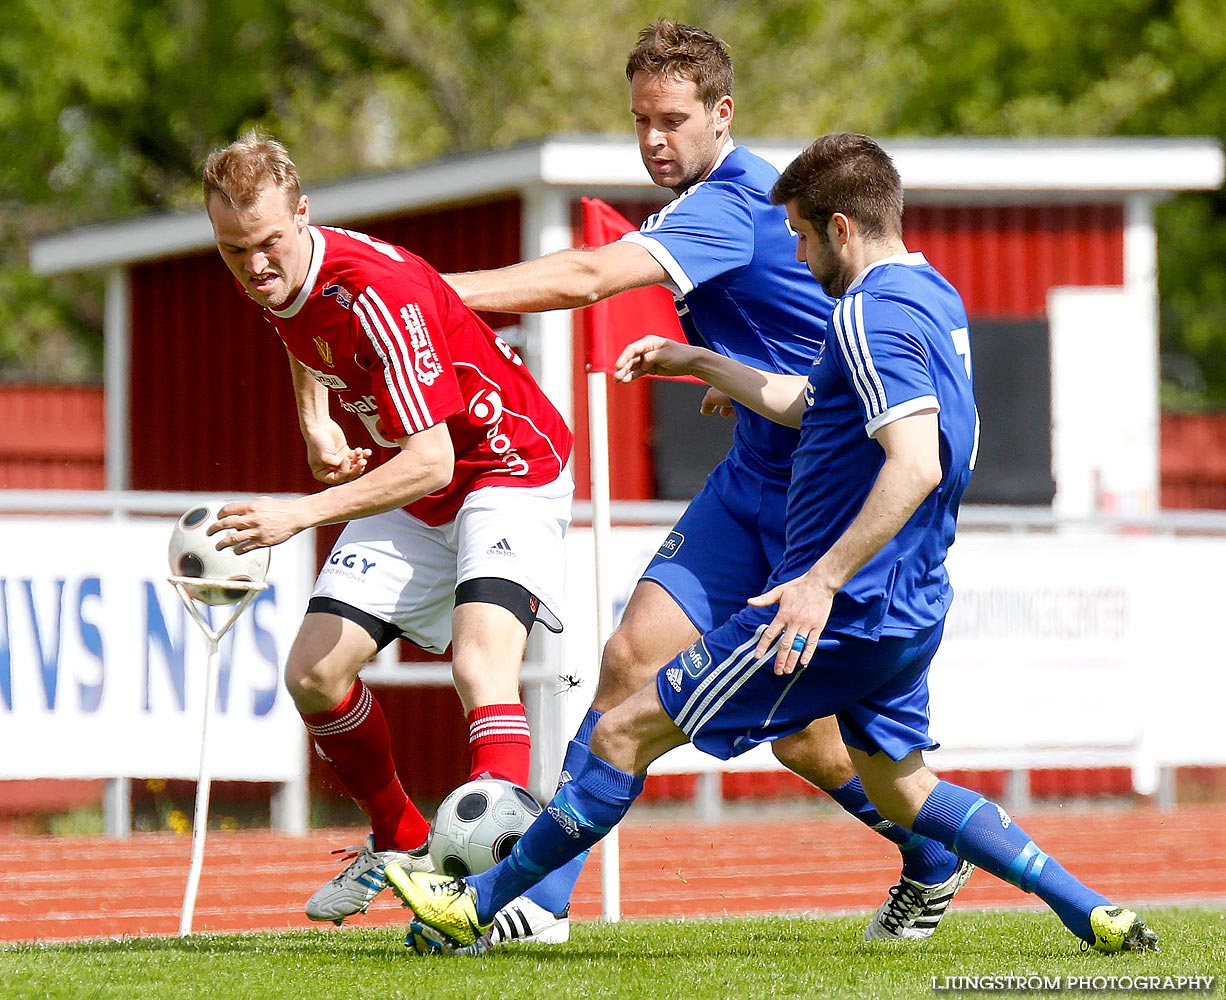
[
  {"xmin": 389, "ymin": 132, "xmax": 1159, "ymax": 956},
  {"xmin": 439, "ymin": 19, "xmax": 963, "ymax": 947}
]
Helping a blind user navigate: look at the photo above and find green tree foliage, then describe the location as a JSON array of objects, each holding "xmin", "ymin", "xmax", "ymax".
[
  {"xmin": 0, "ymin": 0, "xmax": 297, "ymax": 380},
  {"xmin": 2, "ymin": 0, "xmax": 1225, "ymax": 401}
]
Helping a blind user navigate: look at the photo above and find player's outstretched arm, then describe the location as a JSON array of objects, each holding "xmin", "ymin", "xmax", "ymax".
[
  {"xmin": 614, "ymin": 335, "xmax": 809, "ymax": 427},
  {"xmin": 444, "ymin": 240, "xmax": 667, "ymax": 313}
]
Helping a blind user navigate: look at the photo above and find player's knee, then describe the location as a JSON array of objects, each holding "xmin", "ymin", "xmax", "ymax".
[
  {"xmin": 284, "ymin": 659, "xmax": 325, "ymax": 706},
  {"xmin": 597, "ymin": 627, "xmax": 656, "ymax": 703},
  {"xmin": 283, "ymin": 649, "xmax": 356, "ymax": 712},
  {"xmin": 449, "ymin": 654, "xmax": 522, "ymax": 713}
]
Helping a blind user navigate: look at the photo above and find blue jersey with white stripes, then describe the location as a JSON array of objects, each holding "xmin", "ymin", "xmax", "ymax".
[
  {"xmin": 780, "ymin": 253, "xmax": 979, "ymax": 638},
  {"xmin": 623, "ymin": 144, "xmax": 832, "ymax": 479}
]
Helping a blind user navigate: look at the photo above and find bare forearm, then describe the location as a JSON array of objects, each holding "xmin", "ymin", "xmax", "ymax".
[
  {"xmin": 805, "ymin": 418, "xmax": 941, "ymax": 591},
  {"xmin": 214, "ymin": 432, "xmax": 451, "ymax": 553},
  {"xmin": 287, "ymin": 353, "xmax": 330, "ymax": 436},
  {"xmin": 446, "ymin": 241, "xmax": 667, "ymax": 313},
  {"xmin": 811, "ymin": 465, "xmax": 930, "ymax": 590},
  {"xmin": 446, "ymin": 255, "xmax": 597, "ymax": 312},
  {"xmin": 294, "ymin": 447, "xmax": 450, "ymax": 528},
  {"xmin": 686, "ymin": 351, "xmax": 809, "ymax": 428}
]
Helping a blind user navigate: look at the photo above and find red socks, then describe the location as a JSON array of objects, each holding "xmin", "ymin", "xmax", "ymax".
[
  {"xmin": 467, "ymin": 703, "xmax": 532, "ymax": 786},
  {"xmin": 302, "ymin": 688, "xmax": 534, "ymax": 847},
  {"xmin": 300, "ymin": 681, "xmax": 429, "ymax": 850}
]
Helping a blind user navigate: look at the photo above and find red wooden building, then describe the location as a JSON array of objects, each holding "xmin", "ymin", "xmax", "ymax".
[{"xmin": 22, "ymin": 135, "xmax": 1225, "ymax": 810}]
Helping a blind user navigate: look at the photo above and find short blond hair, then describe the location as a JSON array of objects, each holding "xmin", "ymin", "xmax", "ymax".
[{"xmin": 202, "ymin": 131, "xmax": 301, "ymax": 212}]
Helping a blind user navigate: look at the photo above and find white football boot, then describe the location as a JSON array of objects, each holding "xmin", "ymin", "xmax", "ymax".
[
  {"xmin": 863, "ymin": 859, "xmax": 975, "ymax": 940},
  {"xmin": 407, "ymin": 895, "xmax": 570, "ymax": 955},
  {"xmin": 305, "ymin": 835, "xmax": 432, "ymax": 924}
]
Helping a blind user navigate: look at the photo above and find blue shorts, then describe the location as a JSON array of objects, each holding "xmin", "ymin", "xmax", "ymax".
[
  {"xmin": 641, "ymin": 458, "xmax": 789, "ymax": 633},
  {"xmin": 656, "ymin": 603, "xmax": 945, "ymax": 762}
]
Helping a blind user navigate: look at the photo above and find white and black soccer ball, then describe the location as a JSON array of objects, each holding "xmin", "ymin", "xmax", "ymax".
[
  {"xmin": 167, "ymin": 501, "xmax": 270, "ymax": 606},
  {"xmin": 428, "ymin": 777, "xmax": 542, "ymax": 877}
]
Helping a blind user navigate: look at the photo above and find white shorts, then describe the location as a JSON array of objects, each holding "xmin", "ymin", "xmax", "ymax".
[{"xmin": 311, "ymin": 473, "xmax": 572, "ymax": 654}]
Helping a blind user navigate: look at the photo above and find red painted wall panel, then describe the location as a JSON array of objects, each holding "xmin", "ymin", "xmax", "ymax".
[
  {"xmin": 1160, "ymin": 411, "xmax": 1226, "ymax": 510},
  {"xmin": 905, "ymin": 203, "xmax": 1125, "ymax": 318},
  {"xmin": 0, "ymin": 385, "xmax": 105, "ymax": 489}
]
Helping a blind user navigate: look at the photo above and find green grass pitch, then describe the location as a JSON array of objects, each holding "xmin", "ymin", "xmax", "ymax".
[{"xmin": 2, "ymin": 909, "xmax": 1222, "ymax": 1000}]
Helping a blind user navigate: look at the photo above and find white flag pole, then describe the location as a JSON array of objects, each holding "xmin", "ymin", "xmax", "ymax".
[
  {"xmin": 586, "ymin": 370, "xmax": 621, "ymax": 923},
  {"xmin": 168, "ymin": 577, "xmax": 266, "ymax": 936}
]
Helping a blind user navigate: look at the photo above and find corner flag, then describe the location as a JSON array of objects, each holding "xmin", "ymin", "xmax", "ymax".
[
  {"xmin": 580, "ymin": 197, "xmax": 685, "ymax": 373},
  {"xmin": 577, "ymin": 196, "xmax": 689, "ymax": 924}
]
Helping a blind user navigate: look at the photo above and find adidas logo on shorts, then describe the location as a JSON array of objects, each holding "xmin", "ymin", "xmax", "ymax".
[
  {"xmin": 666, "ymin": 666, "xmax": 684, "ymax": 692},
  {"xmin": 486, "ymin": 538, "xmax": 514, "ymax": 556}
]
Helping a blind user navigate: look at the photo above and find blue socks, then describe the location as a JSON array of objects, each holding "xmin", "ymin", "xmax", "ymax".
[
  {"xmin": 469, "ymin": 745, "xmax": 643, "ymax": 923},
  {"xmin": 824, "ymin": 776, "xmax": 959, "ymax": 884},
  {"xmin": 913, "ymin": 781, "xmax": 1109, "ymax": 942},
  {"xmin": 520, "ymin": 709, "xmax": 602, "ymax": 913}
]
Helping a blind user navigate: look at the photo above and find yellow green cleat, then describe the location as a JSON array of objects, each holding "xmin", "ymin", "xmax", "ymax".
[
  {"xmin": 1088, "ymin": 905, "xmax": 1160, "ymax": 953},
  {"xmin": 385, "ymin": 865, "xmax": 491, "ymax": 948}
]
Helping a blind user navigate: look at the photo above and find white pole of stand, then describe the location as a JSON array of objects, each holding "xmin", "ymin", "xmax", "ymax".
[
  {"xmin": 587, "ymin": 371, "xmax": 621, "ymax": 923},
  {"xmin": 168, "ymin": 579, "xmax": 264, "ymax": 936},
  {"xmin": 180, "ymin": 632, "xmax": 222, "ymax": 937}
]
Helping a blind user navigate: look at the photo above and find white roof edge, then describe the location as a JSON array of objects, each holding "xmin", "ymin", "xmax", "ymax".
[{"xmin": 30, "ymin": 135, "xmax": 1223, "ymax": 275}]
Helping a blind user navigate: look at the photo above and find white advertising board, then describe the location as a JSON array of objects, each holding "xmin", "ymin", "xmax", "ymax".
[
  {"xmin": 933, "ymin": 529, "xmax": 1226, "ymax": 774},
  {"xmin": 0, "ymin": 517, "xmax": 311, "ymax": 782}
]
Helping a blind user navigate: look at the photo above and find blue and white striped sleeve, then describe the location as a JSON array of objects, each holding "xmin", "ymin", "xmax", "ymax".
[{"xmin": 829, "ymin": 293, "xmax": 938, "ymax": 438}]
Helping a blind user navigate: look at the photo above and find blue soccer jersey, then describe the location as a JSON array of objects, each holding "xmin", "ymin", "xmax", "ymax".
[
  {"xmin": 624, "ymin": 143, "xmax": 833, "ymax": 631},
  {"xmin": 780, "ymin": 252, "xmax": 979, "ymax": 638},
  {"xmin": 623, "ymin": 143, "xmax": 832, "ymax": 479}
]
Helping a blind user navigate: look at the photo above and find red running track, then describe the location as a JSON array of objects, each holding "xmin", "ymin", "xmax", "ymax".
[{"xmin": 3, "ymin": 804, "xmax": 1222, "ymax": 943}]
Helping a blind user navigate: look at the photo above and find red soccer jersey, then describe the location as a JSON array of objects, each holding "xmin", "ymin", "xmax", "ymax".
[{"xmin": 261, "ymin": 225, "xmax": 573, "ymax": 526}]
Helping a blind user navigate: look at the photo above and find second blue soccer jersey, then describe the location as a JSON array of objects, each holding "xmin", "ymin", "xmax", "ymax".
[
  {"xmin": 781, "ymin": 252, "xmax": 979, "ymax": 638},
  {"xmin": 654, "ymin": 251, "xmax": 979, "ymax": 762}
]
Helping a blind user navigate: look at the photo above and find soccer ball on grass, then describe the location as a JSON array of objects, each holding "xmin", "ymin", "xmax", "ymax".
[
  {"xmin": 168, "ymin": 500, "xmax": 270, "ymax": 606},
  {"xmin": 429, "ymin": 776, "xmax": 542, "ymax": 877}
]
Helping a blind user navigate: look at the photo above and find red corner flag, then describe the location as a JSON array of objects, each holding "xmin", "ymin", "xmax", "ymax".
[{"xmin": 580, "ymin": 197, "xmax": 686, "ymax": 373}]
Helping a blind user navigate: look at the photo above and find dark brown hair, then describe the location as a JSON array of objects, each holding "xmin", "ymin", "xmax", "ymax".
[
  {"xmin": 625, "ymin": 19, "xmax": 734, "ymax": 111},
  {"xmin": 771, "ymin": 132, "xmax": 903, "ymax": 242}
]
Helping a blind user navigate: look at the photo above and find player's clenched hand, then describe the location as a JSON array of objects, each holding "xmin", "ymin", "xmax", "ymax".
[
  {"xmin": 699, "ymin": 387, "xmax": 735, "ymax": 417},
  {"xmin": 211, "ymin": 498, "xmax": 305, "ymax": 552},
  {"xmin": 312, "ymin": 446, "xmax": 370, "ymax": 484},
  {"xmin": 306, "ymin": 419, "xmax": 371, "ymax": 484},
  {"xmin": 747, "ymin": 571, "xmax": 836, "ymax": 676},
  {"xmin": 613, "ymin": 336, "xmax": 700, "ymax": 382}
]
